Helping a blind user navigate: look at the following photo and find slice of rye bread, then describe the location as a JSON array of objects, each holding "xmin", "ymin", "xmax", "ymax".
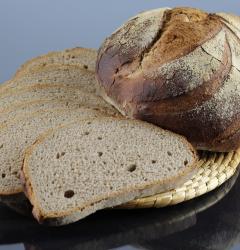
[
  {"xmin": 2, "ymin": 65, "xmax": 99, "ymax": 93},
  {"xmin": 0, "ymin": 107, "xmax": 111, "ymax": 199},
  {"xmin": 14, "ymin": 47, "xmax": 97, "ymax": 77},
  {"xmin": 0, "ymin": 99, "xmax": 120, "ymax": 126},
  {"xmin": 0, "ymin": 97, "xmax": 119, "ymax": 215},
  {"xmin": 22, "ymin": 117, "xmax": 197, "ymax": 226},
  {"xmin": 0, "ymin": 84, "xmax": 116, "ymax": 113},
  {"xmin": 0, "ymin": 47, "xmax": 97, "ymax": 90},
  {"xmin": 13, "ymin": 47, "xmax": 96, "ymax": 81}
]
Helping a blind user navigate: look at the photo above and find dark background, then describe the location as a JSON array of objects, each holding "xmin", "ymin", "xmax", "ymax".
[{"xmin": 0, "ymin": 0, "xmax": 240, "ymax": 83}]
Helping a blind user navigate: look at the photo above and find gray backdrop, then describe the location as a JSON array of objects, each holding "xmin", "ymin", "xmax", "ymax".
[{"xmin": 0, "ymin": 0, "xmax": 240, "ymax": 83}]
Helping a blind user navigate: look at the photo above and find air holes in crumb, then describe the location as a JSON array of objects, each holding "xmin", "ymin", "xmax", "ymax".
[
  {"xmin": 83, "ymin": 65, "xmax": 88, "ymax": 69},
  {"xmin": 56, "ymin": 152, "xmax": 65, "ymax": 159},
  {"xmin": 84, "ymin": 131, "xmax": 89, "ymax": 135},
  {"xmin": 128, "ymin": 164, "xmax": 137, "ymax": 172},
  {"xmin": 98, "ymin": 152, "xmax": 103, "ymax": 157},
  {"xmin": 167, "ymin": 151, "xmax": 172, "ymax": 156},
  {"xmin": 98, "ymin": 136, "xmax": 102, "ymax": 140},
  {"xmin": 2, "ymin": 173, "xmax": 6, "ymax": 178},
  {"xmin": 103, "ymin": 161, "xmax": 106, "ymax": 165},
  {"xmin": 64, "ymin": 190, "xmax": 75, "ymax": 198},
  {"xmin": 184, "ymin": 160, "xmax": 188, "ymax": 166},
  {"xmin": 0, "ymin": 144, "xmax": 3, "ymax": 149},
  {"xmin": 152, "ymin": 160, "xmax": 156, "ymax": 164},
  {"xmin": 87, "ymin": 121, "xmax": 91, "ymax": 125}
]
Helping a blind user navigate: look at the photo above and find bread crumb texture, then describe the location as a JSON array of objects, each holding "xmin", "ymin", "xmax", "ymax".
[
  {"xmin": 0, "ymin": 107, "xmax": 108, "ymax": 195},
  {"xmin": 24, "ymin": 118, "xmax": 196, "ymax": 221}
]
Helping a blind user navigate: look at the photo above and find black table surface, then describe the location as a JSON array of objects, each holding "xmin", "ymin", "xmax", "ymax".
[{"xmin": 0, "ymin": 169, "xmax": 239, "ymax": 250}]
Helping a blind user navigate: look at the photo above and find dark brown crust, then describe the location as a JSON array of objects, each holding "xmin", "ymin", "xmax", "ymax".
[
  {"xmin": 211, "ymin": 92, "xmax": 240, "ymax": 141},
  {"xmin": 131, "ymin": 38, "xmax": 231, "ymax": 113},
  {"xmin": 96, "ymin": 7, "xmax": 240, "ymax": 152},
  {"xmin": 206, "ymin": 131, "xmax": 240, "ymax": 152},
  {"xmin": 96, "ymin": 8, "xmax": 223, "ymax": 101}
]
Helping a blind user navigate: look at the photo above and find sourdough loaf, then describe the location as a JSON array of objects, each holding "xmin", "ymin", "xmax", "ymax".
[
  {"xmin": 96, "ymin": 7, "xmax": 240, "ymax": 152},
  {"xmin": 22, "ymin": 117, "xmax": 197, "ymax": 225}
]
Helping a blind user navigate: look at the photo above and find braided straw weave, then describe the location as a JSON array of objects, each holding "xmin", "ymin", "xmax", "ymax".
[{"xmin": 120, "ymin": 148, "xmax": 240, "ymax": 209}]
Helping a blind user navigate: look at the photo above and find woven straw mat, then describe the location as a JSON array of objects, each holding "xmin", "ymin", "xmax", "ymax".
[{"xmin": 119, "ymin": 148, "xmax": 240, "ymax": 209}]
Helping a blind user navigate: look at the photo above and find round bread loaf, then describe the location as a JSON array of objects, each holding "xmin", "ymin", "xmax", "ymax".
[{"xmin": 96, "ymin": 7, "xmax": 240, "ymax": 152}]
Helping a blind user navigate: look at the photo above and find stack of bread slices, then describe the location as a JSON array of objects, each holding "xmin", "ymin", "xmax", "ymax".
[{"xmin": 0, "ymin": 47, "xmax": 197, "ymax": 226}]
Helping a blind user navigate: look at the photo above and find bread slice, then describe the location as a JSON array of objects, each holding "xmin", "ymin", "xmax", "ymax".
[
  {"xmin": 22, "ymin": 117, "xmax": 197, "ymax": 226},
  {"xmin": 14, "ymin": 47, "xmax": 97, "ymax": 77},
  {"xmin": 1, "ymin": 47, "xmax": 97, "ymax": 90},
  {"xmin": 2, "ymin": 66, "xmax": 98, "ymax": 93},
  {"xmin": 0, "ymin": 62, "xmax": 118, "ymax": 124},
  {"xmin": 0, "ymin": 84, "xmax": 116, "ymax": 114},
  {"xmin": 0, "ymin": 107, "xmax": 110, "ymax": 199},
  {"xmin": 0, "ymin": 98, "xmax": 119, "ymax": 126}
]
